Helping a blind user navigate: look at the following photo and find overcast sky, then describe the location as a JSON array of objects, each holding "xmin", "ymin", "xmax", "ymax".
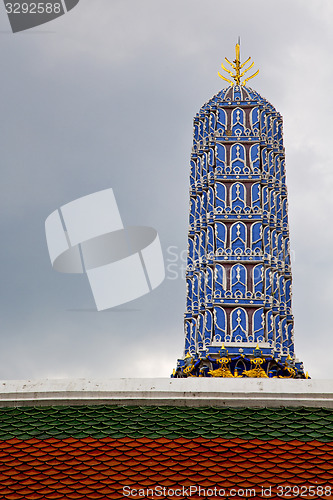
[{"xmin": 0, "ymin": 0, "xmax": 332, "ymax": 380}]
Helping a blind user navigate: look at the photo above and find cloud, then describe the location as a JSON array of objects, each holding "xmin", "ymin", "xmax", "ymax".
[{"xmin": 0, "ymin": 0, "xmax": 332, "ymax": 379}]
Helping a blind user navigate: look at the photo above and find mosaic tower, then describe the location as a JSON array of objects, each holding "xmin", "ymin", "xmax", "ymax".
[{"xmin": 174, "ymin": 44, "xmax": 306, "ymax": 378}]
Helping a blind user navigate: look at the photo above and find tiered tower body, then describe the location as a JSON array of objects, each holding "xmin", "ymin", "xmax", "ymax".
[{"xmin": 174, "ymin": 79, "xmax": 305, "ymax": 378}]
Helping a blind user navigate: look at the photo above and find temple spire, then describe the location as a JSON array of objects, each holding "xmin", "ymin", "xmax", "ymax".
[
  {"xmin": 172, "ymin": 49, "xmax": 306, "ymax": 379},
  {"xmin": 218, "ymin": 41, "xmax": 259, "ymax": 86}
]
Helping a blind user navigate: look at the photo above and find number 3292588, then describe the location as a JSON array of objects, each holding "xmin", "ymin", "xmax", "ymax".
[{"xmin": 5, "ymin": 3, "xmax": 62, "ymax": 14}]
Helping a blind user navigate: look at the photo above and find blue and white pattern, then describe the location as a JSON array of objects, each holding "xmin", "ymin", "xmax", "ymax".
[{"xmin": 181, "ymin": 84, "xmax": 303, "ymax": 371}]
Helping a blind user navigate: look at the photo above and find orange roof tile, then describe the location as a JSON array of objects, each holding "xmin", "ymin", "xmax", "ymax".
[{"xmin": 0, "ymin": 406, "xmax": 331, "ymax": 499}]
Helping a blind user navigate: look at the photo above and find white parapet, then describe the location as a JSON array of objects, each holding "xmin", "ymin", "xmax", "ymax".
[{"xmin": 0, "ymin": 378, "xmax": 332, "ymax": 408}]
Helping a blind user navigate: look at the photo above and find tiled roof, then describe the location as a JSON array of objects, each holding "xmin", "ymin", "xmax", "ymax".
[
  {"xmin": 0, "ymin": 406, "xmax": 332, "ymax": 499},
  {"xmin": 0, "ymin": 406, "xmax": 332, "ymax": 441}
]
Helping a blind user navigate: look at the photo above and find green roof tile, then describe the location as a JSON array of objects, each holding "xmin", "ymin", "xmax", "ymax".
[{"xmin": 0, "ymin": 406, "xmax": 332, "ymax": 441}]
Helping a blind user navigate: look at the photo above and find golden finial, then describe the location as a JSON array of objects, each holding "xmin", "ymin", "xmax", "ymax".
[{"xmin": 218, "ymin": 40, "xmax": 259, "ymax": 86}]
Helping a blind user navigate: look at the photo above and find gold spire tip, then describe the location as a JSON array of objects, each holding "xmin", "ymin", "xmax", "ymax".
[{"xmin": 218, "ymin": 42, "xmax": 259, "ymax": 87}]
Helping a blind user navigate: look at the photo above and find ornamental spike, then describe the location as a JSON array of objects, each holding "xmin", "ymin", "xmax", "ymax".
[{"xmin": 218, "ymin": 41, "xmax": 259, "ymax": 86}]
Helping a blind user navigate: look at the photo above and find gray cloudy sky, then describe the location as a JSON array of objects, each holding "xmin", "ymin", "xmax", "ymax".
[{"xmin": 0, "ymin": 0, "xmax": 332, "ymax": 380}]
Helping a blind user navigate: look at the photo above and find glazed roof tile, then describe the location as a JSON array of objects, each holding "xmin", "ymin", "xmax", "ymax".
[
  {"xmin": 0, "ymin": 406, "xmax": 331, "ymax": 499},
  {"xmin": 1, "ymin": 406, "xmax": 333, "ymax": 440}
]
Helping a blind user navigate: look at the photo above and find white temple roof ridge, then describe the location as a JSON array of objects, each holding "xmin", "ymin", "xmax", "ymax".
[{"xmin": 0, "ymin": 378, "xmax": 332, "ymax": 408}]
